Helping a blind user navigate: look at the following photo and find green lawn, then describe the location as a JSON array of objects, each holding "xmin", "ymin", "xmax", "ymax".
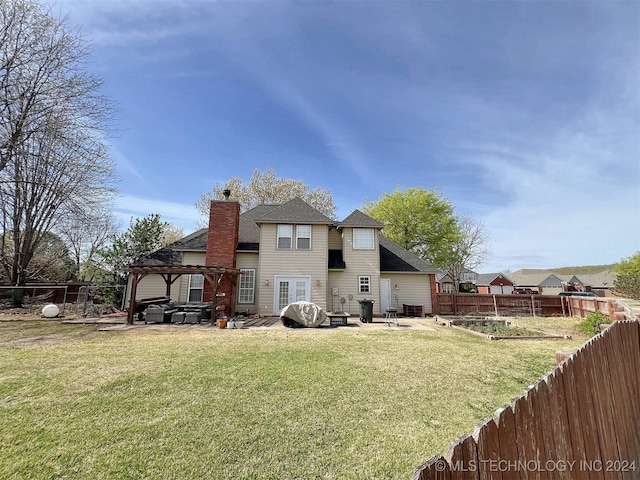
[{"xmin": 0, "ymin": 316, "xmax": 586, "ymax": 480}]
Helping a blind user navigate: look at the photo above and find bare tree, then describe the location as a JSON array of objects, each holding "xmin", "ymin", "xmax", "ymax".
[
  {"xmin": 1, "ymin": 0, "xmax": 112, "ymax": 173},
  {"xmin": 161, "ymin": 223, "xmax": 184, "ymax": 247},
  {"xmin": 436, "ymin": 215, "xmax": 489, "ymax": 293},
  {"xmin": 0, "ymin": 0, "xmax": 116, "ymax": 306},
  {"xmin": 57, "ymin": 208, "xmax": 120, "ymax": 281},
  {"xmin": 196, "ymin": 168, "xmax": 337, "ymax": 226}
]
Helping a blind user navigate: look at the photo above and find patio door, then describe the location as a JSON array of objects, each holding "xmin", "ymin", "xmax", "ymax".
[{"xmin": 275, "ymin": 276, "xmax": 310, "ymax": 314}]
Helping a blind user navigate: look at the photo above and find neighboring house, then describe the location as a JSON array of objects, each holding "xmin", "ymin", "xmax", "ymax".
[
  {"xmin": 578, "ymin": 271, "xmax": 617, "ymax": 297},
  {"xmin": 509, "ymin": 268, "xmax": 617, "ymax": 296},
  {"xmin": 127, "ymin": 197, "xmax": 439, "ymax": 317},
  {"xmin": 508, "ymin": 269, "xmax": 565, "ymax": 295},
  {"xmin": 475, "ymin": 273, "xmax": 514, "ymax": 294},
  {"xmin": 557, "ymin": 274, "xmax": 585, "ymax": 292},
  {"xmin": 436, "ymin": 270, "xmax": 478, "ymax": 293}
]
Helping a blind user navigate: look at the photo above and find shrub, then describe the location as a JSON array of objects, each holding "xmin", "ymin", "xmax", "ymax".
[{"xmin": 579, "ymin": 311, "xmax": 611, "ymax": 337}]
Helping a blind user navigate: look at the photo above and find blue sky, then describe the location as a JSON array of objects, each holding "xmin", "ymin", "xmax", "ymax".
[{"xmin": 48, "ymin": 0, "xmax": 639, "ymax": 273}]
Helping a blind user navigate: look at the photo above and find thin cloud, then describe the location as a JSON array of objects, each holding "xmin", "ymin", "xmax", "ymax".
[{"xmin": 114, "ymin": 195, "xmax": 202, "ymax": 233}]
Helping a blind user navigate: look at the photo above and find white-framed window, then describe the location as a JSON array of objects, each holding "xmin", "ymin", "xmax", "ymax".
[
  {"xmin": 277, "ymin": 225, "xmax": 293, "ymax": 249},
  {"xmin": 296, "ymin": 225, "xmax": 311, "ymax": 249},
  {"xmin": 278, "ymin": 224, "xmax": 312, "ymax": 250},
  {"xmin": 359, "ymin": 276, "xmax": 371, "ymax": 294},
  {"xmin": 188, "ymin": 274, "xmax": 204, "ymax": 302},
  {"xmin": 353, "ymin": 228, "xmax": 374, "ymax": 249},
  {"xmin": 238, "ymin": 269, "xmax": 255, "ymax": 304},
  {"xmin": 442, "ymin": 283, "xmax": 453, "ymax": 294}
]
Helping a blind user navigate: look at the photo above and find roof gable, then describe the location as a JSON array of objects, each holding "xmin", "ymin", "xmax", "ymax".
[
  {"xmin": 339, "ymin": 209, "xmax": 384, "ymax": 228},
  {"xmin": 476, "ymin": 273, "xmax": 514, "ymax": 286},
  {"xmin": 254, "ymin": 197, "xmax": 334, "ymax": 224}
]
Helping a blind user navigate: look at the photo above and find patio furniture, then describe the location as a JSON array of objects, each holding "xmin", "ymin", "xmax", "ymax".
[
  {"xmin": 145, "ymin": 304, "xmax": 178, "ymax": 324},
  {"xmin": 280, "ymin": 301, "xmax": 327, "ymax": 328},
  {"xmin": 327, "ymin": 312, "xmax": 349, "ymax": 326},
  {"xmin": 385, "ymin": 308, "xmax": 398, "ymax": 326},
  {"xmin": 184, "ymin": 311, "xmax": 200, "ymax": 324},
  {"xmin": 402, "ymin": 304, "xmax": 423, "ymax": 318},
  {"xmin": 136, "ymin": 296, "xmax": 171, "ymax": 321}
]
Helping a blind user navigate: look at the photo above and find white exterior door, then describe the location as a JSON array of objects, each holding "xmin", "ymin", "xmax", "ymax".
[
  {"xmin": 275, "ymin": 276, "xmax": 310, "ymax": 314},
  {"xmin": 380, "ymin": 278, "xmax": 391, "ymax": 313}
]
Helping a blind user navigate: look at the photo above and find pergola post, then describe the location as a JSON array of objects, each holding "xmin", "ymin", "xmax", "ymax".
[
  {"xmin": 126, "ymin": 273, "xmax": 147, "ymax": 325},
  {"xmin": 203, "ymin": 273, "xmax": 222, "ymax": 326}
]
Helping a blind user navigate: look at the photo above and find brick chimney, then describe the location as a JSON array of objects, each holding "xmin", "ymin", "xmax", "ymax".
[{"xmin": 203, "ymin": 192, "xmax": 240, "ymax": 315}]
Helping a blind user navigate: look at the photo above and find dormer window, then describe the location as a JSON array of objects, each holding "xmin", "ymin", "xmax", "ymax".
[{"xmin": 353, "ymin": 228, "xmax": 374, "ymax": 249}]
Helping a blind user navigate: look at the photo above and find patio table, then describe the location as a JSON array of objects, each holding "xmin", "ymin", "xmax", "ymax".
[{"xmin": 327, "ymin": 312, "xmax": 350, "ymax": 326}]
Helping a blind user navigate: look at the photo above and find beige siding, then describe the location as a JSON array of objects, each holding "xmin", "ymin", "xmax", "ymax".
[
  {"xmin": 177, "ymin": 252, "xmax": 207, "ymax": 301},
  {"xmin": 235, "ymin": 252, "xmax": 259, "ymax": 314},
  {"xmin": 257, "ymin": 223, "xmax": 329, "ymax": 315},
  {"xmin": 327, "ymin": 226, "xmax": 381, "ymax": 314},
  {"xmin": 381, "ymin": 273, "xmax": 432, "ymax": 316},
  {"xmin": 328, "ymin": 227, "xmax": 342, "ymax": 249},
  {"xmin": 126, "ymin": 274, "xmax": 179, "ymax": 306}
]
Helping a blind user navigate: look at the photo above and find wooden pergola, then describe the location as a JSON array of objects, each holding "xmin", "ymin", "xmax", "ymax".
[{"xmin": 123, "ymin": 265, "xmax": 240, "ymax": 325}]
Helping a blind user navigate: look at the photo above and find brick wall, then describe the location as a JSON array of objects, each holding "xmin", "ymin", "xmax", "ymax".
[{"xmin": 203, "ymin": 199, "xmax": 240, "ymax": 315}]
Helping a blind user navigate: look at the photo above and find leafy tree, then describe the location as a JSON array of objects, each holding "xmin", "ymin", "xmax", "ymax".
[
  {"xmin": 90, "ymin": 215, "xmax": 170, "ymax": 306},
  {"xmin": 26, "ymin": 232, "xmax": 76, "ymax": 282},
  {"xmin": 196, "ymin": 168, "xmax": 337, "ymax": 223},
  {"xmin": 0, "ymin": 0, "xmax": 116, "ymax": 306},
  {"xmin": 363, "ymin": 187, "xmax": 460, "ymax": 259},
  {"xmin": 363, "ymin": 187, "xmax": 488, "ymax": 293},
  {"xmin": 612, "ymin": 251, "xmax": 640, "ymax": 299},
  {"xmin": 0, "ymin": 231, "xmax": 75, "ymax": 283}
]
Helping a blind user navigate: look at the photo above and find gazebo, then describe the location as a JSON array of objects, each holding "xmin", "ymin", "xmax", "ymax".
[{"xmin": 123, "ymin": 264, "xmax": 240, "ymax": 325}]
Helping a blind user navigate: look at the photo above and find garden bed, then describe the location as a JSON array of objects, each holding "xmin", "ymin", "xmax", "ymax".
[{"xmin": 435, "ymin": 316, "xmax": 571, "ymax": 340}]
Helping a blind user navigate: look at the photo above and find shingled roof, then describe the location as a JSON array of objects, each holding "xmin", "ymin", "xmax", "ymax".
[
  {"xmin": 167, "ymin": 228, "xmax": 207, "ymax": 251},
  {"xmin": 144, "ymin": 199, "xmax": 437, "ymax": 274},
  {"xmin": 339, "ymin": 209, "xmax": 384, "ymax": 228},
  {"xmin": 254, "ymin": 197, "xmax": 334, "ymax": 225},
  {"xmin": 237, "ymin": 204, "xmax": 277, "ymax": 250},
  {"xmin": 135, "ymin": 247, "xmax": 183, "ymax": 266},
  {"xmin": 476, "ymin": 273, "xmax": 513, "ymax": 285},
  {"xmin": 379, "ymin": 235, "xmax": 438, "ymax": 273}
]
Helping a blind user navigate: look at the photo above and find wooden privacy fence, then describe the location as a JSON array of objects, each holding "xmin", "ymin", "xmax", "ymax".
[
  {"xmin": 414, "ymin": 319, "xmax": 640, "ymax": 480},
  {"xmin": 437, "ymin": 294, "xmax": 629, "ymax": 320}
]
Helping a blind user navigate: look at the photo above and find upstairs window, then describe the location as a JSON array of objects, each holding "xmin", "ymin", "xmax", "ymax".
[
  {"xmin": 277, "ymin": 225, "xmax": 293, "ymax": 249},
  {"xmin": 278, "ymin": 224, "xmax": 312, "ymax": 250},
  {"xmin": 353, "ymin": 228, "xmax": 374, "ymax": 249},
  {"xmin": 296, "ymin": 225, "xmax": 311, "ymax": 249}
]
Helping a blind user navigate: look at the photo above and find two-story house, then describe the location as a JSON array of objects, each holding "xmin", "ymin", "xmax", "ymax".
[{"xmin": 126, "ymin": 196, "xmax": 438, "ymax": 319}]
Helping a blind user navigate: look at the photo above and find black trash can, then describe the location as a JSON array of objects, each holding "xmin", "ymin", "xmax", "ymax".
[{"xmin": 358, "ymin": 299, "xmax": 375, "ymax": 323}]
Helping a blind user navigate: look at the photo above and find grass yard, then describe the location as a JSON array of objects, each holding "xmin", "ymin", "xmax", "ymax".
[{"xmin": 0, "ymin": 316, "xmax": 587, "ymax": 479}]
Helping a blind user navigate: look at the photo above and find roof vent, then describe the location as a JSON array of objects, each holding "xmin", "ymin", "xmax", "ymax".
[{"xmin": 223, "ymin": 189, "xmax": 231, "ymax": 200}]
